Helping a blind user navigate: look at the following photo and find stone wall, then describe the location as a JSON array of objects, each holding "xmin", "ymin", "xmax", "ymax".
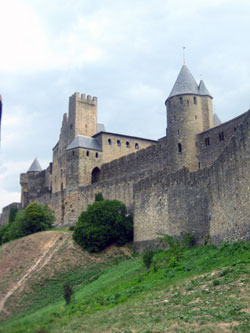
[
  {"xmin": 101, "ymin": 136, "xmax": 169, "ymax": 181},
  {"xmin": 0, "ymin": 203, "xmax": 21, "ymax": 226},
  {"xmin": 198, "ymin": 110, "xmax": 248, "ymax": 168},
  {"xmin": 133, "ymin": 110, "xmax": 250, "ymax": 252}
]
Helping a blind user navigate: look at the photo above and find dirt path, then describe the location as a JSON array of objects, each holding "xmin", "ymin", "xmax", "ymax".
[{"xmin": 0, "ymin": 234, "xmax": 66, "ymax": 314}]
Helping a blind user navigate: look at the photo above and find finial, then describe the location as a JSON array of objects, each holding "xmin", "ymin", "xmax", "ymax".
[{"xmin": 182, "ymin": 46, "xmax": 186, "ymax": 65}]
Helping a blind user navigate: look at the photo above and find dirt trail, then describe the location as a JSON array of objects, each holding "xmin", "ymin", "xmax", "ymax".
[{"xmin": 0, "ymin": 234, "xmax": 66, "ymax": 314}]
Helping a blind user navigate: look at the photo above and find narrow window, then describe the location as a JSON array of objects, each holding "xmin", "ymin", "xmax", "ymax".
[
  {"xmin": 72, "ymin": 150, "xmax": 75, "ymax": 156},
  {"xmin": 126, "ymin": 141, "xmax": 130, "ymax": 148},
  {"xmin": 108, "ymin": 138, "xmax": 112, "ymax": 145},
  {"xmin": 86, "ymin": 151, "xmax": 89, "ymax": 156},
  {"xmin": 205, "ymin": 137, "xmax": 210, "ymax": 146},
  {"xmin": 135, "ymin": 143, "xmax": 139, "ymax": 149},
  {"xmin": 194, "ymin": 97, "xmax": 197, "ymax": 104},
  {"xmin": 180, "ymin": 97, "xmax": 183, "ymax": 104},
  {"xmin": 198, "ymin": 162, "xmax": 201, "ymax": 169},
  {"xmin": 96, "ymin": 152, "xmax": 98, "ymax": 158},
  {"xmin": 177, "ymin": 129, "xmax": 179, "ymax": 135},
  {"xmin": 178, "ymin": 143, "xmax": 182, "ymax": 153},
  {"xmin": 61, "ymin": 169, "xmax": 63, "ymax": 178},
  {"xmin": 70, "ymin": 124, "xmax": 73, "ymax": 129},
  {"xmin": 117, "ymin": 140, "xmax": 121, "ymax": 146},
  {"xmin": 219, "ymin": 132, "xmax": 224, "ymax": 141},
  {"xmin": 187, "ymin": 99, "xmax": 189, "ymax": 106},
  {"xmin": 195, "ymin": 115, "xmax": 197, "ymax": 119},
  {"xmin": 234, "ymin": 127, "xmax": 237, "ymax": 132}
]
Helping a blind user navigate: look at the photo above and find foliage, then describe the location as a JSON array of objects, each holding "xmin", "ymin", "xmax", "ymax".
[
  {"xmin": 63, "ymin": 282, "xmax": 73, "ymax": 305},
  {"xmin": 158, "ymin": 232, "xmax": 194, "ymax": 262},
  {"xmin": 8, "ymin": 207, "xmax": 18, "ymax": 224},
  {"xmin": 73, "ymin": 200, "xmax": 133, "ymax": 253},
  {"xmin": 0, "ymin": 203, "xmax": 54, "ymax": 245},
  {"xmin": 142, "ymin": 248, "xmax": 154, "ymax": 269},
  {"xmin": 95, "ymin": 193, "xmax": 104, "ymax": 202}
]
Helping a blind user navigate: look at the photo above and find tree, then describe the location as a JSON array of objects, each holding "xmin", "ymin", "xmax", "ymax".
[
  {"xmin": 1, "ymin": 203, "xmax": 55, "ymax": 244},
  {"xmin": 73, "ymin": 200, "xmax": 133, "ymax": 253},
  {"xmin": 8, "ymin": 206, "xmax": 18, "ymax": 224}
]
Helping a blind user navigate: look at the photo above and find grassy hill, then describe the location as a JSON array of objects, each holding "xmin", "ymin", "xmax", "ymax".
[{"xmin": 0, "ymin": 231, "xmax": 250, "ymax": 332}]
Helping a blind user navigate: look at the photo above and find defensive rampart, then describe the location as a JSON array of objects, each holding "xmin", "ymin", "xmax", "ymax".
[{"xmin": 133, "ymin": 111, "xmax": 250, "ymax": 251}]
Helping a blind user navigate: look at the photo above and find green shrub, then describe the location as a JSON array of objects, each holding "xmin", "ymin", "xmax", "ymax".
[
  {"xmin": 8, "ymin": 206, "xmax": 18, "ymax": 224},
  {"xmin": 1, "ymin": 203, "xmax": 55, "ymax": 244},
  {"xmin": 95, "ymin": 193, "xmax": 104, "ymax": 202},
  {"xmin": 73, "ymin": 200, "xmax": 133, "ymax": 253},
  {"xmin": 143, "ymin": 248, "xmax": 154, "ymax": 269}
]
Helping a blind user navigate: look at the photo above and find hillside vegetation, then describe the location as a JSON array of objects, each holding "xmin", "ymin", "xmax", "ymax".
[{"xmin": 0, "ymin": 231, "xmax": 250, "ymax": 332}]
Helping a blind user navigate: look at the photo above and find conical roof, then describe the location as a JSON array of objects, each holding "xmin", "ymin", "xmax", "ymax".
[
  {"xmin": 213, "ymin": 113, "xmax": 222, "ymax": 126},
  {"xmin": 27, "ymin": 158, "xmax": 42, "ymax": 172},
  {"xmin": 198, "ymin": 80, "xmax": 213, "ymax": 98},
  {"xmin": 168, "ymin": 65, "xmax": 199, "ymax": 99}
]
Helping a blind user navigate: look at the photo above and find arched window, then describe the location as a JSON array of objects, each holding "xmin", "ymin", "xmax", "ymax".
[
  {"xmin": 180, "ymin": 97, "xmax": 183, "ymax": 104},
  {"xmin": 178, "ymin": 143, "xmax": 182, "ymax": 153},
  {"xmin": 86, "ymin": 151, "xmax": 89, "ymax": 156},
  {"xmin": 194, "ymin": 97, "xmax": 197, "ymax": 104},
  {"xmin": 91, "ymin": 167, "xmax": 101, "ymax": 184},
  {"xmin": 108, "ymin": 138, "xmax": 112, "ymax": 145},
  {"xmin": 117, "ymin": 140, "xmax": 121, "ymax": 146},
  {"xmin": 126, "ymin": 141, "xmax": 130, "ymax": 148},
  {"xmin": 95, "ymin": 152, "xmax": 98, "ymax": 158},
  {"xmin": 135, "ymin": 143, "xmax": 139, "ymax": 149}
]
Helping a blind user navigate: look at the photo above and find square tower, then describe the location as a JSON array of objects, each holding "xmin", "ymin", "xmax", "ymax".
[{"xmin": 68, "ymin": 93, "xmax": 97, "ymax": 143}]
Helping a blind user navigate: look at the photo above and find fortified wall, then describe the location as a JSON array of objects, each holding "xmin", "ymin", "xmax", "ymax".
[
  {"xmin": 1, "ymin": 63, "xmax": 250, "ymax": 253},
  {"xmin": 134, "ymin": 111, "xmax": 250, "ymax": 251}
]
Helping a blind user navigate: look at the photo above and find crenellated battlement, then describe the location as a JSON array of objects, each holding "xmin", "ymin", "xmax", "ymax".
[{"xmin": 71, "ymin": 92, "xmax": 97, "ymax": 105}]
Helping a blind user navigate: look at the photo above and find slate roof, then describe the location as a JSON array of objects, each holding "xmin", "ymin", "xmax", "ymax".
[
  {"xmin": 28, "ymin": 158, "xmax": 42, "ymax": 172},
  {"xmin": 198, "ymin": 80, "xmax": 213, "ymax": 98},
  {"xmin": 168, "ymin": 65, "xmax": 212, "ymax": 99},
  {"xmin": 168, "ymin": 65, "xmax": 199, "ymax": 99},
  {"xmin": 66, "ymin": 135, "xmax": 102, "ymax": 151},
  {"xmin": 213, "ymin": 113, "xmax": 222, "ymax": 126}
]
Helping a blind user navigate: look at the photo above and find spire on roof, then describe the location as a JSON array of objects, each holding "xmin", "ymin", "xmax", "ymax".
[
  {"xmin": 198, "ymin": 80, "xmax": 213, "ymax": 98},
  {"xmin": 168, "ymin": 65, "xmax": 199, "ymax": 99},
  {"xmin": 27, "ymin": 157, "xmax": 42, "ymax": 173}
]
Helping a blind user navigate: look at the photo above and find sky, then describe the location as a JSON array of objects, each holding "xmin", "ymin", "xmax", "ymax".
[{"xmin": 1, "ymin": 0, "xmax": 250, "ymax": 212}]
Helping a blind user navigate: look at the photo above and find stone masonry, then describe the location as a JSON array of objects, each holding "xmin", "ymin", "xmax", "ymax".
[{"xmin": 1, "ymin": 63, "xmax": 250, "ymax": 252}]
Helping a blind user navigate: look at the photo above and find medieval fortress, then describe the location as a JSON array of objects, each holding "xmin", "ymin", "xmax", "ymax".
[{"xmin": 1, "ymin": 64, "xmax": 250, "ymax": 250}]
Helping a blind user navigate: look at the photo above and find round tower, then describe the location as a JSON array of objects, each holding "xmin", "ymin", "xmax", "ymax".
[{"xmin": 166, "ymin": 65, "xmax": 213, "ymax": 172}]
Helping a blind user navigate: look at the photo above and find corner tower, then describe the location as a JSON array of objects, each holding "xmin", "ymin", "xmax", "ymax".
[
  {"xmin": 68, "ymin": 92, "xmax": 97, "ymax": 144},
  {"xmin": 166, "ymin": 65, "xmax": 213, "ymax": 172}
]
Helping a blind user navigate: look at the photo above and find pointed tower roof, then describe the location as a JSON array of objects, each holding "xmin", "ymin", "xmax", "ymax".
[
  {"xmin": 213, "ymin": 113, "xmax": 222, "ymax": 126},
  {"xmin": 198, "ymin": 80, "xmax": 213, "ymax": 98},
  {"xmin": 168, "ymin": 65, "xmax": 199, "ymax": 99},
  {"xmin": 27, "ymin": 158, "xmax": 42, "ymax": 172}
]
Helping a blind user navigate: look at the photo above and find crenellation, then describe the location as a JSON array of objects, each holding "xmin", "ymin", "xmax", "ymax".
[{"xmin": 2, "ymin": 62, "xmax": 250, "ymax": 250}]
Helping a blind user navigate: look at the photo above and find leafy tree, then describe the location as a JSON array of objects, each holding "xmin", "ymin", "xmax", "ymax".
[
  {"xmin": 8, "ymin": 206, "xmax": 18, "ymax": 224},
  {"xmin": 0, "ymin": 203, "xmax": 54, "ymax": 245},
  {"xmin": 73, "ymin": 200, "xmax": 133, "ymax": 253}
]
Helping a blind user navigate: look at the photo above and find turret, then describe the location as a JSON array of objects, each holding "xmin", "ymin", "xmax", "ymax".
[{"xmin": 166, "ymin": 65, "xmax": 213, "ymax": 172}]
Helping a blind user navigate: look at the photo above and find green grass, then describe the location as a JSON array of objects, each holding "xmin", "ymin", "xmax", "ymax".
[{"xmin": 1, "ymin": 241, "xmax": 250, "ymax": 332}]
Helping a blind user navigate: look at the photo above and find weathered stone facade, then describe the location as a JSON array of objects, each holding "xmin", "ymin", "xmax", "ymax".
[{"xmin": 1, "ymin": 64, "xmax": 250, "ymax": 252}]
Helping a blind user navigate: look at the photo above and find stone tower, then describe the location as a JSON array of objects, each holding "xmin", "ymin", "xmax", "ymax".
[
  {"xmin": 166, "ymin": 65, "xmax": 213, "ymax": 172},
  {"xmin": 68, "ymin": 92, "xmax": 97, "ymax": 144}
]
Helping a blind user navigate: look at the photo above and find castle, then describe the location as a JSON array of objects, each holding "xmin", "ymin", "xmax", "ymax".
[{"xmin": 1, "ymin": 64, "xmax": 250, "ymax": 251}]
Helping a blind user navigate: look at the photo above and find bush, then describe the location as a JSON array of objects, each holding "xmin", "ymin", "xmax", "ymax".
[
  {"xmin": 95, "ymin": 193, "xmax": 104, "ymax": 202},
  {"xmin": 63, "ymin": 282, "xmax": 73, "ymax": 305},
  {"xmin": 143, "ymin": 248, "xmax": 154, "ymax": 269},
  {"xmin": 0, "ymin": 203, "xmax": 55, "ymax": 245},
  {"xmin": 73, "ymin": 200, "xmax": 133, "ymax": 253}
]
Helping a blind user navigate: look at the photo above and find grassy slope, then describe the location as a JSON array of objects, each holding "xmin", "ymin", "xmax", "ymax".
[{"xmin": 1, "ymin": 240, "xmax": 250, "ymax": 332}]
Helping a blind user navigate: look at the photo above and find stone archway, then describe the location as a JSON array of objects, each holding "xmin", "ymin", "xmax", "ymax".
[{"xmin": 91, "ymin": 167, "xmax": 101, "ymax": 184}]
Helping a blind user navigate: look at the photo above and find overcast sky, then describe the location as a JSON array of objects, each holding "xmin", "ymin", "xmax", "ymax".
[{"xmin": 1, "ymin": 0, "xmax": 250, "ymax": 212}]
